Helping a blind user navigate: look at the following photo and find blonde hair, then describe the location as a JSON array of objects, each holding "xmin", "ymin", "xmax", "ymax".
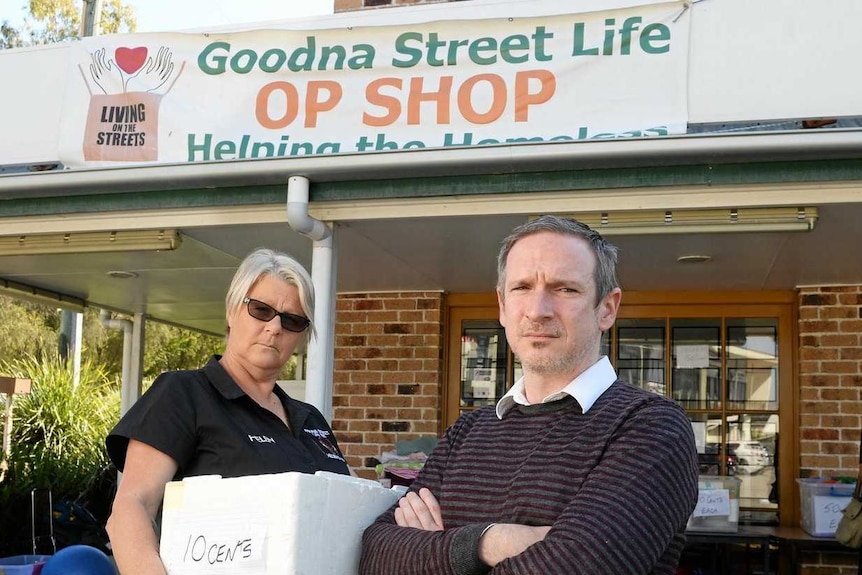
[{"xmin": 225, "ymin": 248, "xmax": 315, "ymax": 342}]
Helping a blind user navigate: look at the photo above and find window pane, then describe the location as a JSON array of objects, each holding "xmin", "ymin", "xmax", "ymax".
[
  {"xmin": 600, "ymin": 329, "xmax": 611, "ymax": 360},
  {"xmin": 727, "ymin": 413, "xmax": 778, "ymax": 521},
  {"xmin": 727, "ymin": 319, "xmax": 779, "ymax": 410},
  {"xmin": 688, "ymin": 413, "xmax": 728, "ymax": 476},
  {"xmin": 671, "ymin": 319, "xmax": 721, "ymax": 409},
  {"xmin": 460, "ymin": 321, "xmax": 508, "ymax": 407},
  {"xmin": 616, "ymin": 319, "xmax": 666, "ymax": 395}
]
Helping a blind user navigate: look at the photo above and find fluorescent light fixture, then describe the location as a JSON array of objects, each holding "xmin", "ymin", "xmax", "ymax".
[
  {"xmin": 0, "ymin": 229, "xmax": 181, "ymax": 256},
  {"xmin": 0, "ymin": 278, "xmax": 85, "ymax": 312},
  {"xmin": 553, "ymin": 207, "xmax": 818, "ymax": 235}
]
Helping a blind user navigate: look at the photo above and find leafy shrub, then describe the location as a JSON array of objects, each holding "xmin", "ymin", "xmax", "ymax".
[{"xmin": 0, "ymin": 354, "xmax": 119, "ymax": 555}]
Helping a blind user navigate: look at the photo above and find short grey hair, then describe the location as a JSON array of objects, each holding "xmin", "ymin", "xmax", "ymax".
[
  {"xmin": 225, "ymin": 248, "xmax": 315, "ymax": 341},
  {"xmin": 496, "ymin": 215, "xmax": 620, "ymax": 305}
]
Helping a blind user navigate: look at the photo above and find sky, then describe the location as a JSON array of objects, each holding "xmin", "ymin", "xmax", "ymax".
[{"xmin": 0, "ymin": 0, "xmax": 334, "ymax": 33}]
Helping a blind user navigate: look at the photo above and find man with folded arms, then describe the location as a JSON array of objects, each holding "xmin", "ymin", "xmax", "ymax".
[{"xmin": 360, "ymin": 215, "xmax": 699, "ymax": 575}]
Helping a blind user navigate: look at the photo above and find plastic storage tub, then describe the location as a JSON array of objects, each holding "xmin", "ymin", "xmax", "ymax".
[
  {"xmin": 797, "ymin": 477, "xmax": 855, "ymax": 537},
  {"xmin": 687, "ymin": 475, "xmax": 741, "ymax": 533},
  {"xmin": 0, "ymin": 555, "xmax": 50, "ymax": 575}
]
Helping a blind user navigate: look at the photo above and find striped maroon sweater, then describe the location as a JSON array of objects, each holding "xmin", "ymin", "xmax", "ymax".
[{"xmin": 360, "ymin": 381, "xmax": 699, "ymax": 575}]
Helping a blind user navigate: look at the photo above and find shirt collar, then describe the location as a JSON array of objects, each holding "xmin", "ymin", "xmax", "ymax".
[
  {"xmin": 495, "ymin": 356, "xmax": 617, "ymax": 419},
  {"xmin": 204, "ymin": 355, "xmax": 310, "ymax": 435},
  {"xmin": 204, "ymin": 355, "xmax": 245, "ymax": 399}
]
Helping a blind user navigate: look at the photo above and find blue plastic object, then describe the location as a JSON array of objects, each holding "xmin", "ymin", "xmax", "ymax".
[
  {"xmin": 40, "ymin": 546, "xmax": 115, "ymax": 575},
  {"xmin": 0, "ymin": 555, "xmax": 50, "ymax": 575}
]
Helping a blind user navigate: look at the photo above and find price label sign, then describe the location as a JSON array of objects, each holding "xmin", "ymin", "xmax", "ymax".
[{"xmin": 692, "ymin": 489, "xmax": 731, "ymax": 518}]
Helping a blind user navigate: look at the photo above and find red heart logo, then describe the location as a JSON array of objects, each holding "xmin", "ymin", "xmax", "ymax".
[{"xmin": 115, "ymin": 46, "xmax": 148, "ymax": 75}]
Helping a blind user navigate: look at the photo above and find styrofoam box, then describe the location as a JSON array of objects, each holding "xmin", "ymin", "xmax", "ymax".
[
  {"xmin": 686, "ymin": 475, "xmax": 741, "ymax": 533},
  {"xmin": 159, "ymin": 471, "xmax": 403, "ymax": 575},
  {"xmin": 797, "ymin": 478, "xmax": 855, "ymax": 537}
]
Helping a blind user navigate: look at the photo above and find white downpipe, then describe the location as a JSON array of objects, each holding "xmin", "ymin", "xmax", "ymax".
[
  {"xmin": 99, "ymin": 309, "xmax": 134, "ymax": 415},
  {"xmin": 286, "ymin": 175, "xmax": 336, "ymax": 422},
  {"xmin": 129, "ymin": 312, "xmax": 146, "ymax": 414},
  {"xmin": 72, "ymin": 312, "xmax": 83, "ymax": 388}
]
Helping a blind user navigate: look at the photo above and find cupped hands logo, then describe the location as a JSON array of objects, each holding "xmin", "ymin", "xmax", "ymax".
[
  {"xmin": 79, "ymin": 44, "xmax": 186, "ymax": 162},
  {"xmin": 84, "ymin": 45, "xmax": 184, "ymax": 95}
]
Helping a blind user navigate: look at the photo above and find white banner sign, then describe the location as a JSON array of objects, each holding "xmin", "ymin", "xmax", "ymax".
[{"xmin": 58, "ymin": 1, "xmax": 690, "ymax": 167}]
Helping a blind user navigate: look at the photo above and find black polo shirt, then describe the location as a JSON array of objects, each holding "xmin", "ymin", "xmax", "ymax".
[{"xmin": 106, "ymin": 356, "xmax": 349, "ymax": 479}]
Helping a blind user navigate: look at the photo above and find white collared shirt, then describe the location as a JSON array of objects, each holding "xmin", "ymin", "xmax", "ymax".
[{"xmin": 495, "ymin": 356, "xmax": 617, "ymax": 419}]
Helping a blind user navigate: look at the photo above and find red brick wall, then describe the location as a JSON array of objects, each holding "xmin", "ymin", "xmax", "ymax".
[
  {"xmin": 332, "ymin": 291, "xmax": 443, "ymax": 480},
  {"xmin": 799, "ymin": 286, "xmax": 862, "ymax": 476},
  {"xmin": 798, "ymin": 285, "xmax": 862, "ymax": 575}
]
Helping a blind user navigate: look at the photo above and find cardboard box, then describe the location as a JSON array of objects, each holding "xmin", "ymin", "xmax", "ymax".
[
  {"xmin": 159, "ymin": 471, "xmax": 402, "ymax": 575},
  {"xmin": 686, "ymin": 475, "xmax": 741, "ymax": 533},
  {"xmin": 797, "ymin": 478, "xmax": 855, "ymax": 537}
]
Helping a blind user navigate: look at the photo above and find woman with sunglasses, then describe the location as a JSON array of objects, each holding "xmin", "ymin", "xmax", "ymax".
[{"xmin": 105, "ymin": 248, "xmax": 349, "ymax": 575}]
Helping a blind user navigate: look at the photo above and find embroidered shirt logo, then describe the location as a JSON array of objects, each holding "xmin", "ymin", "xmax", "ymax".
[
  {"xmin": 248, "ymin": 434, "xmax": 275, "ymax": 444},
  {"xmin": 303, "ymin": 428, "xmax": 346, "ymax": 461}
]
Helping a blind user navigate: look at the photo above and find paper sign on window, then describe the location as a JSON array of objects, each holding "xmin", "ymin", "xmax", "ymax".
[
  {"xmin": 691, "ymin": 421, "xmax": 707, "ymax": 454},
  {"xmin": 676, "ymin": 345, "xmax": 710, "ymax": 369}
]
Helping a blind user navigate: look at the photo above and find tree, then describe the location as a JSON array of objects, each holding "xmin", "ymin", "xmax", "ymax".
[
  {"xmin": 97, "ymin": 0, "xmax": 136, "ymax": 36},
  {"xmin": 88, "ymin": 311, "xmax": 224, "ymax": 382},
  {"xmin": 0, "ymin": 20, "xmax": 24, "ymax": 49},
  {"xmin": 142, "ymin": 321, "xmax": 223, "ymax": 379},
  {"xmin": 0, "ymin": 295, "xmax": 223, "ymax": 380},
  {"xmin": 0, "ymin": 0, "xmax": 136, "ymax": 49},
  {"xmin": 0, "ymin": 295, "xmax": 59, "ymax": 365}
]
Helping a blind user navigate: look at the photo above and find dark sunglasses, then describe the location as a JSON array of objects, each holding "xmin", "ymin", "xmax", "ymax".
[{"xmin": 243, "ymin": 297, "xmax": 310, "ymax": 333}]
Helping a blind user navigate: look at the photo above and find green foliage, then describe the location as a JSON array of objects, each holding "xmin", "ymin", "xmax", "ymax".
[
  {"xmin": 82, "ymin": 307, "xmax": 125, "ymax": 371},
  {"xmin": 0, "ymin": 296, "xmax": 223, "ymax": 380},
  {"xmin": 83, "ymin": 309, "xmax": 224, "ymax": 379},
  {"xmin": 143, "ymin": 322, "xmax": 224, "ymax": 379},
  {"xmin": 0, "ymin": 299, "xmax": 222, "ymax": 554},
  {"xmin": 0, "ymin": 295, "xmax": 60, "ymax": 365},
  {"xmin": 0, "ymin": 353, "xmax": 119, "ymax": 500},
  {"xmin": 27, "ymin": 0, "xmax": 80, "ymax": 44},
  {"xmin": 0, "ymin": 20, "xmax": 24, "ymax": 48},
  {"xmin": 0, "ymin": 353, "xmax": 120, "ymax": 554},
  {"xmin": 0, "ymin": 0, "xmax": 136, "ymax": 49},
  {"xmin": 99, "ymin": 0, "xmax": 136, "ymax": 35}
]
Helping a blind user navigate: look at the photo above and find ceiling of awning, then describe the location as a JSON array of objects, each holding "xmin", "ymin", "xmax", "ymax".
[{"xmin": 1, "ymin": 135, "xmax": 860, "ymax": 335}]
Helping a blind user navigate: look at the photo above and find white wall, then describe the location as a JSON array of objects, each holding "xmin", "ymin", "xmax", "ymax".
[
  {"xmin": 277, "ymin": 380, "xmax": 306, "ymax": 402},
  {"xmin": 687, "ymin": 0, "xmax": 862, "ymax": 123},
  {"xmin": 1, "ymin": 43, "xmax": 67, "ymax": 165}
]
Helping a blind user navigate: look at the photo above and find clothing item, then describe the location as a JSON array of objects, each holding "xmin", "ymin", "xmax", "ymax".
[
  {"xmin": 496, "ymin": 355, "xmax": 616, "ymax": 418},
  {"xmin": 361, "ymin": 380, "xmax": 699, "ymax": 575},
  {"xmin": 106, "ymin": 356, "xmax": 349, "ymax": 479}
]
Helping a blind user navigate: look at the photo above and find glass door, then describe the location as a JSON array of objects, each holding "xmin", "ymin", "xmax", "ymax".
[{"xmin": 446, "ymin": 305, "xmax": 519, "ymax": 423}]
